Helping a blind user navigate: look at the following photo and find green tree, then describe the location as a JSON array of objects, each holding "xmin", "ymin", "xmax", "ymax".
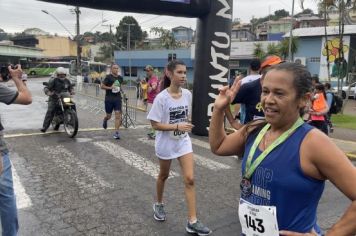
[
  {"xmin": 0, "ymin": 28, "xmax": 9, "ymax": 41},
  {"xmin": 267, "ymin": 43, "xmax": 281, "ymax": 57},
  {"xmin": 150, "ymin": 27, "xmax": 180, "ymax": 49},
  {"xmin": 274, "ymin": 9, "xmax": 290, "ymax": 17},
  {"xmin": 97, "ymin": 44, "xmax": 113, "ymax": 63},
  {"xmin": 115, "ymin": 16, "xmax": 144, "ymax": 50},
  {"xmin": 253, "ymin": 43, "xmax": 266, "ymax": 60},
  {"xmin": 279, "ymin": 37, "xmax": 299, "ymax": 59}
]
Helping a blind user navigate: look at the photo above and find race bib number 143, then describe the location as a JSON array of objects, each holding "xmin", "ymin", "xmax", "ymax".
[{"xmin": 238, "ymin": 198, "xmax": 279, "ymax": 236}]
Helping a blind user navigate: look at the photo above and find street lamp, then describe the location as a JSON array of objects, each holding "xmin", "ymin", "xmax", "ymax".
[
  {"xmin": 124, "ymin": 23, "xmax": 135, "ymax": 86},
  {"xmin": 41, "ymin": 10, "xmax": 75, "ymax": 38},
  {"xmin": 42, "ymin": 8, "xmax": 82, "ymax": 77},
  {"xmin": 288, "ymin": 0, "xmax": 295, "ymax": 62}
]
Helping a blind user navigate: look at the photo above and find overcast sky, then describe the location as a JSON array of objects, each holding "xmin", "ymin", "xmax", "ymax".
[{"xmin": 0, "ymin": 0, "xmax": 318, "ymax": 37}]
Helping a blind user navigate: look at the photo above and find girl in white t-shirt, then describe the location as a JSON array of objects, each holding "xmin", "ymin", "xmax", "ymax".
[{"xmin": 147, "ymin": 60, "xmax": 211, "ymax": 235}]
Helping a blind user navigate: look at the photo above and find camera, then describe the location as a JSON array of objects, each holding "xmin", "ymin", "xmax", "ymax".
[{"xmin": 0, "ymin": 65, "xmax": 17, "ymax": 82}]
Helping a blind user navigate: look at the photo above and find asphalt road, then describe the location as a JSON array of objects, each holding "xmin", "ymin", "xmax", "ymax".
[{"xmin": 0, "ymin": 77, "xmax": 354, "ymax": 235}]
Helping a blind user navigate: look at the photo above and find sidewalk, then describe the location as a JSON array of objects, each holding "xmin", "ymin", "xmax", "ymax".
[
  {"xmin": 331, "ymin": 99, "xmax": 356, "ymax": 159},
  {"xmin": 331, "ymin": 138, "xmax": 356, "ymax": 159}
]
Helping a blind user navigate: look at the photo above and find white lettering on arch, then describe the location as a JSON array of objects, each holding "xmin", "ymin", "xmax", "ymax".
[
  {"xmin": 216, "ymin": 0, "xmax": 232, "ymax": 20},
  {"xmin": 209, "ymin": 46, "xmax": 229, "ymax": 83},
  {"xmin": 212, "ymin": 32, "xmax": 230, "ymax": 49}
]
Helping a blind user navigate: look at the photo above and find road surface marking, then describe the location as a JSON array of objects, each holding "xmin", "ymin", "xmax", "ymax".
[
  {"xmin": 137, "ymin": 137, "xmax": 231, "ymax": 171},
  {"xmin": 12, "ymin": 166, "xmax": 32, "ymax": 209},
  {"xmin": 94, "ymin": 141, "xmax": 179, "ymax": 179},
  {"xmin": 44, "ymin": 146, "xmax": 114, "ymax": 192}
]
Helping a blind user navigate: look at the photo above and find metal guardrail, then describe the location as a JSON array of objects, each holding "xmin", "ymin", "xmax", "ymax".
[{"xmin": 74, "ymin": 80, "xmax": 138, "ymax": 128}]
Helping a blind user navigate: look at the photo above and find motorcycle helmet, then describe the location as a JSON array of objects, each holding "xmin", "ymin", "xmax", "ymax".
[{"xmin": 55, "ymin": 67, "xmax": 67, "ymax": 76}]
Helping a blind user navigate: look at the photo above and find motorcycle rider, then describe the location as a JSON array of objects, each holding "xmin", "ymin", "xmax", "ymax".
[{"xmin": 40, "ymin": 67, "xmax": 74, "ymax": 133}]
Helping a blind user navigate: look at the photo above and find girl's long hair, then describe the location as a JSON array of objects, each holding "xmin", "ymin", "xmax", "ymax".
[
  {"xmin": 315, "ymin": 83, "xmax": 327, "ymax": 101},
  {"xmin": 160, "ymin": 60, "xmax": 186, "ymax": 91}
]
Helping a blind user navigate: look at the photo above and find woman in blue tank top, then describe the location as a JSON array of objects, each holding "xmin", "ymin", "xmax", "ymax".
[{"xmin": 209, "ymin": 62, "xmax": 356, "ymax": 235}]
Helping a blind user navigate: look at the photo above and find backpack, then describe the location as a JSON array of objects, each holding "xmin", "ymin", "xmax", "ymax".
[{"xmin": 329, "ymin": 92, "xmax": 343, "ymax": 114}]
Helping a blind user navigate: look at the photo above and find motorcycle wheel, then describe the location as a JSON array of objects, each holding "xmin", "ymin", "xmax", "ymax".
[{"xmin": 63, "ymin": 109, "xmax": 78, "ymax": 138}]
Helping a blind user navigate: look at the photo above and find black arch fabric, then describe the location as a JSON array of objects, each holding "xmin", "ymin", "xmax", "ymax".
[
  {"xmin": 38, "ymin": 0, "xmax": 233, "ymax": 136},
  {"xmin": 38, "ymin": 0, "xmax": 210, "ymax": 17}
]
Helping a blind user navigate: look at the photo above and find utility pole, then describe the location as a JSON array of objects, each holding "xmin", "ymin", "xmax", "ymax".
[
  {"xmin": 110, "ymin": 24, "xmax": 114, "ymax": 63},
  {"xmin": 75, "ymin": 6, "xmax": 81, "ymax": 76},
  {"xmin": 102, "ymin": 23, "xmax": 116, "ymax": 64},
  {"xmin": 124, "ymin": 23, "xmax": 135, "ymax": 85},
  {"xmin": 288, "ymin": 0, "xmax": 295, "ymax": 62}
]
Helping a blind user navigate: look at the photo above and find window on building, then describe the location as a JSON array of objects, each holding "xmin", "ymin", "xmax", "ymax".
[
  {"xmin": 168, "ymin": 53, "xmax": 177, "ymax": 61},
  {"xmin": 123, "ymin": 67, "xmax": 137, "ymax": 77},
  {"xmin": 309, "ymin": 57, "xmax": 320, "ymax": 63}
]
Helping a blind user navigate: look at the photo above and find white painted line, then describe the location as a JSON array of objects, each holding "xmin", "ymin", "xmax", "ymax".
[
  {"xmin": 190, "ymin": 138, "xmax": 211, "ymax": 149},
  {"xmin": 94, "ymin": 141, "xmax": 179, "ymax": 179},
  {"xmin": 12, "ymin": 166, "xmax": 32, "ymax": 209},
  {"xmin": 137, "ymin": 137, "xmax": 231, "ymax": 171},
  {"xmin": 190, "ymin": 137, "xmax": 239, "ymax": 160},
  {"xmin": 44, "ymin": 146, "xmax": 114, "ymax": 192}
]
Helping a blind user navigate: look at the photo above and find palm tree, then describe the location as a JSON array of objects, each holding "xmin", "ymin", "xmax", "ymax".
[
  {"xmin": 279, "ymin": 37, "xmax": 299, "ymax": 60},
  {"xmin": 150, "ymin": 27, "xmax": 180, "ymax": 49},
  {"xmin": 253, "ymin": 43, "xmax": 266, "ymax": 60}
]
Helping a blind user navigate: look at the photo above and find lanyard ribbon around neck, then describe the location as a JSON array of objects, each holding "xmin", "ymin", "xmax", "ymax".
[{"xmin": 244, "ymin": 118, "xmax": 304, "ymax": 180}]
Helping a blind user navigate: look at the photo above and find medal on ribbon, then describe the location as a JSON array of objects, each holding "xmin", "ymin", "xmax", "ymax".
[{"xmin": 240, "ymin": 177, "xmax": 252, "ymax": 198}]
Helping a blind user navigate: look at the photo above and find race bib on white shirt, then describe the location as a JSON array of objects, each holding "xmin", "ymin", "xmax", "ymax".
[
  {"xmin": 238, "ymin": 198, "xmax": 279, "ymax": 236},
  {"xmin": 169, "ymin": 130, "xmax": 187, "ymax": 140}
]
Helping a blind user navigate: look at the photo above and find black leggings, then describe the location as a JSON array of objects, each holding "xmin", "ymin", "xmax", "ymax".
[{"xmin": 310, "ymin": 120, "xmax": 328, "ymax": 135}]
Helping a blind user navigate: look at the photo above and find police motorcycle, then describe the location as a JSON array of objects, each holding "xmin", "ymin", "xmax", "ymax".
[{"xmin": 43, "ymin": 82, "xmax": 79, "ymax": 138}]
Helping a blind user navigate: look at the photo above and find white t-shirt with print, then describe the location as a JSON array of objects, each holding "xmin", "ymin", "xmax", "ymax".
[{"xmin": 147, "ymin": 88, "xmax": 193, "ymax": 160}]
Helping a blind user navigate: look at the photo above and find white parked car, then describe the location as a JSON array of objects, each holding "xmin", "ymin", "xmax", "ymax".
[{"xmin": 332, "ymin": 82, "xmax": 355, "ymax": 99}]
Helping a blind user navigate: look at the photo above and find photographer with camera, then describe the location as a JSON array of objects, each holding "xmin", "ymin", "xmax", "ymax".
[
  {"xmin": 0, "ymin": 64, "xmax": 32, "ymax": 236},
  {"xmin": 41, "ymin": 67, "xmax": 74, "ymax": 133}
]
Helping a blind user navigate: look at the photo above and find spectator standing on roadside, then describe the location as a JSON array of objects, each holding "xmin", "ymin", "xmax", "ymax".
[
  {"xmin": 309, "ymin": 83, "xmax": 329, "ymax": 135},
  {"xmin": 145, "ymin": 65, "xmax": 159, "ymax": 139},
  {"xmin": 238, "ymin": 59, "xmax": 261, "ymax": 124},
  {"xmin": 0, "ymin": 65, "xmax": 32, "ymax": 236},
  {"xmin": 325, "ymin": 82, "xmax": 334, "ymax": 133},
  {"xmin": 140, "ymin": 78, "xmax": 148, "ymax": 110}
]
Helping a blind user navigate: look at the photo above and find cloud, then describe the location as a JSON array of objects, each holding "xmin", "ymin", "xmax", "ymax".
[{"xmin": 0, "ymin": 0, "xmax": 317, "ymax": 36}]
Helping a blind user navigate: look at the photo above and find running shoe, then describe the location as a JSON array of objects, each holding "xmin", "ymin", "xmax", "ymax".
[
  {"xmin": 102, "ymin": 119, "xmax": 107, "ymax": 129},
  {"xmin": 113, "ymin": 132, "xmax": 120, "ymax": 139},
  {"xmin": 153, "ymin": 203, "xmax": 166, "ymax": 221},
  {"xmin": 186, "ymin": 220, "xmax": 212, "ymax": 236}
]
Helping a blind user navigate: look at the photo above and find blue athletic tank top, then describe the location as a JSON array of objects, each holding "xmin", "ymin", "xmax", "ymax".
[{"xmin": 241, "ymin": 123, "xmax": 325, "ymax": 232}]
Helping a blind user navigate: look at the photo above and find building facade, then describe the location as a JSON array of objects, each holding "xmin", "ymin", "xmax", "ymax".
[
  {"xmin": 114, "ymin": 48, "xmax": 194, "ymax": 86},
  {"xmin": 285, "ymin": 25, "xmax": 356, "ymax": 81}
]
